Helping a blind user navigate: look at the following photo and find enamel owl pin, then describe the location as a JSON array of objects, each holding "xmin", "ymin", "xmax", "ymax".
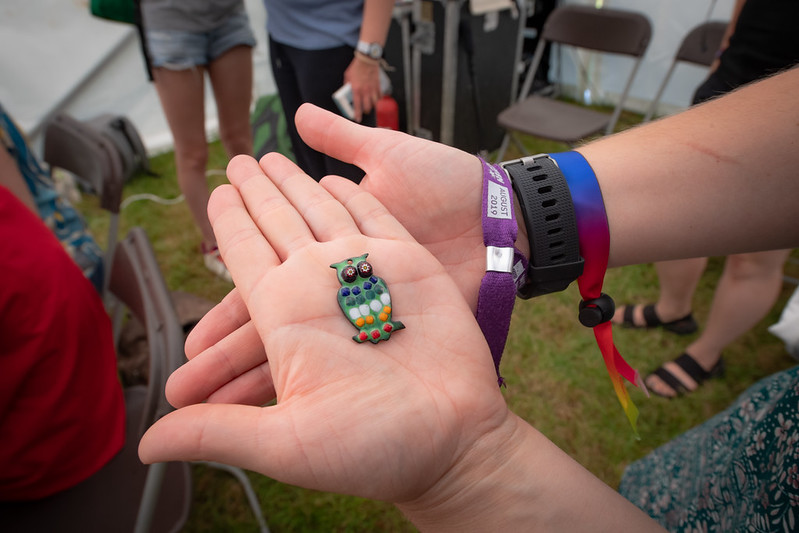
[{"xmin": 331, "ymin": 253, "xmax": 405, "ymax": 343}]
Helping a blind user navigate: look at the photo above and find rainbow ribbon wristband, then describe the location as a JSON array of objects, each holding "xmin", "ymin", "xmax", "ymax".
[{"xmin": 550, "ymin": 151, "xmax": 646, "ymax": 434}]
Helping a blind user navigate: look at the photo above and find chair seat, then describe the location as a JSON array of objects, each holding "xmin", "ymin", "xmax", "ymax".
[{"xmin": 497, "ymin": 95, "xmax": 612, "ymax": 144}]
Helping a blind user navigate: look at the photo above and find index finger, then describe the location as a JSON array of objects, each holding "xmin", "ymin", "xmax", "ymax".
[{"xmin": 184, "ymin": 288, "xmax": 249, "ymax": 360}]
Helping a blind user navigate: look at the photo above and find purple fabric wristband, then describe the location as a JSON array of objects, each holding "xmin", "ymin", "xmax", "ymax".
[{"xmin": 476, "ymin": 158, "xmax": 528, "ymax": 386}]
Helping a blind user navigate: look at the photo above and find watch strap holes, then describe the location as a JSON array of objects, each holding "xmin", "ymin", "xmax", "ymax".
[
  {"xmin": 542, "ymin": 198, "xmax": 557, "ymax": 208},
  {"xmin": 538, "ymin": 185, "xmax": 553, "ymax": 194},
  {"xmin": 545, "ymin": 213, "xmax": 560, "ymax": 221}
]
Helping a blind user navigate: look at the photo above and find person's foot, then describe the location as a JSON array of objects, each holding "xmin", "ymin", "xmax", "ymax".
[
  {"xmin": 612, "ymin": 303, "xmax": 698, "ymax": 335},
  {"xmin": 202, "ymin": 243, "xmax": 233, "ymax": 283},
  {"xmin": 645, "ymin": 352, "xmax": 724, "ymax": 398}
]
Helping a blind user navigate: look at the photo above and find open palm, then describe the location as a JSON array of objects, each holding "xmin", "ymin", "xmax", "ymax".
[
  {"xmin": 169, "ymin": 115, "xmax": 494, "ymax": 409},
  {"xmin": 139, "ymin": 154, "xmax": 508, "ymax": 502}
]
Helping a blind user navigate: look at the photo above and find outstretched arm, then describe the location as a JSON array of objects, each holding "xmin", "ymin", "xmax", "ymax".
[
  {"xmin": 141, "ymin": 69, "xmax": 799, "ymax": 531},
  {"xmin": 172, "ymin": 67, "xmax": 799, "ymax": 410},
  {"xmin": 579, "ymin": 66, "xmax": 798, "ymax": 266},
  {"xmin": 300, "ymin": 66, "xmax": 799, "ymax": 273},
  {"xmin": 139, "ymin": 153, "xmax": 663, "ymax": 532}
]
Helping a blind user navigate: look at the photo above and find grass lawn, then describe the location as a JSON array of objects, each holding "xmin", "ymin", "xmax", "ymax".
[{"xmin": 79, "ymin": 108, "xmax": 798, "ymax": 532}]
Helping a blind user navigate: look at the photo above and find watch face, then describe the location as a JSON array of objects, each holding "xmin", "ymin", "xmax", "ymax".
[
  {"xmin": 358, "ymin": 41, "xmax": 383, "ymax": 59},
  {"xmin": 368, "ymin": 43, "xmax": 382, "ymax": 59}
]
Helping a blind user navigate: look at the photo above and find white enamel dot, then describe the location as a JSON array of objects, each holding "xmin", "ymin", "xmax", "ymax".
[
  {"xmin": 359, "ymin": 304, "xmax": 370, "ymax": 316},
  {"xmin": 369, "ymin": 300, "xmax": 382, "ymax": 311},
  {"xmin": 380, "ymin": 293, "xmax": 391, "ymax": 306},
  {"xmin": 348, "ymin": 308, "xmax": 361, "ymax": 320}
]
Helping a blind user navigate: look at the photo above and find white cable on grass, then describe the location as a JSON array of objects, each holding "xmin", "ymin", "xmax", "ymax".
[
  {"xmin": 120, "ymin": 168, "xmax": 225, "ymax": 209},
  {"xmin": 121, "ymin": 193, "xmax": 185, "ymax": 209}
]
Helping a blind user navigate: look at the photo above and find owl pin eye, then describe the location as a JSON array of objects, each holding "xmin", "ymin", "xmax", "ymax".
[
  {"xmin": 356, "ymin": 261, "xmax": 373, "ymax": 278},
  {"xmin": 342, "ymin": 265, "xmax": 358, "ymax": 283}
]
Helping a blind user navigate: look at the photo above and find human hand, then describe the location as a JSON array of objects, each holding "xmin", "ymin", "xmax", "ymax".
[
  {"xmin": 344, "ymin": 57, "xmax": 381, "ymax": 123},
  {"xmin": 169, "ymin": 106, "xmax": 492, "ymax": 409},
  {"xmin": 139, "ymin": 154, "xmax": 511, "ymax": 504},
  {"xmin": 296, "ymin": 103, "xmax": 491, "ymax": 310}
]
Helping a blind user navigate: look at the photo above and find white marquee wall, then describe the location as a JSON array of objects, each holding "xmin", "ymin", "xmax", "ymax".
[
  {"xmin": 0, "ymin": 0, "xmax": 734, "ymax": 155},
  {"xmin": 0, "ymin": 0, "xmax": 273, "ymax": 154}
]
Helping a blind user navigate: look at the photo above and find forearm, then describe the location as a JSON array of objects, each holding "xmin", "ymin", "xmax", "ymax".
[
  {"xmin": 358, "ymin": 0, "xmax": 394, "ymax": 48},
  {"xmin": 398, "ymin": 413, "xmax": 664, "ymax": 532},
  {"xmin": 577, "ymin": 67, "xmax": 799, "ymax": 267}
]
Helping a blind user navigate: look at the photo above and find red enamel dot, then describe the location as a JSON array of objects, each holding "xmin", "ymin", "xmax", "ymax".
[
  {"xmin": 383, "ymin": 324, "xmax": 393, "ymax": 333},
  {"xmin": 359, "ymin": 332, "xmax": 368, "ymax": 341},
  {"xmin": 371, "ymin": 330, "xmax": 380, "ymax": 339}
]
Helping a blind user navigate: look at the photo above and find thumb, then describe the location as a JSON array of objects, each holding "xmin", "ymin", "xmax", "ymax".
[
  {"xmin": 295, "ymin": 103, "xmax": 394, "ymax": 168},
  {"xmin": 138, "ymin": 403, "xmax": 290, "ymax": 476}
]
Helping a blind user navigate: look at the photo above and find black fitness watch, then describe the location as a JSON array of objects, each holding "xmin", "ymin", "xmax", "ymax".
[
  {"xmin": 502, "ymin": 154, "xmax": 584, "ymax": 299},
  {"xmin": 356, "ymin": 40, "xmax": 383, "ymax": 60}
]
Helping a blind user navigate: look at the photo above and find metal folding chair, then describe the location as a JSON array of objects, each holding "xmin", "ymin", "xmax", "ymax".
[
  {"xmin": 109, "ymin": 227, "xmax": 194, "ymax": 533},
  {"xmin": 643, "ymin": 20, "xmax": 728, "ymax": 122},
  {"xmin": 114, "ymin": 228, "xmax": 270, "ymax": 533},
  {"xmin": 3, "ymin": 228, "xmax": 192, "ymax": 533},
  {"xmin": 495, "ymin": 4, "xmax": 652, "ymax": 161}
]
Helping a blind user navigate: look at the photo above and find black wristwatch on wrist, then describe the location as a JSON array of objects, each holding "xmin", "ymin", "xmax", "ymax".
[{"xmin": 501, "ymin": 154, "xmax": 584, "ymax": 299}]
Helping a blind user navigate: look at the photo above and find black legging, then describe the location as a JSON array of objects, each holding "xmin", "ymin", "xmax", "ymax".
[{"xmin": 269, "ymin": 38, "xmax": 376, "ymax": 183}]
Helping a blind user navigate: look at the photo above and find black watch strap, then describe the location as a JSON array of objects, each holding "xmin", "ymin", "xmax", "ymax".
[{"xmin": 502, "ymin": 155, "xmax": 584, "ymax": 299}]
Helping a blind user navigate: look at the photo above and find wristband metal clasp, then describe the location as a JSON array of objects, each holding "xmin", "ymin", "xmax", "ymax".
[{"xmin": 486, "ymin": 246, "xmax": 514, "ymax": 273}]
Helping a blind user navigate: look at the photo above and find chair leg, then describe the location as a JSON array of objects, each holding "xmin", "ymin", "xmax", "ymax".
[
  {"xmin": 785, "ymin": 256, "xmax": 799, "ymax": 285},
  {"xmin": 134, "ymin": 462, "xmax": 167, "ymax": 533},
  {"xmin": 494, "ymin": 133, "xmax": 511, "ymax": 163},
  {"xmin": 509, "ymin": 133, "xmax": 529, "ymax": 158},
  {"xmin": 103, "ymin": 212, "xmax": 120, "ymax": 305},
  {"xmin": 197, "ymin": 461, "xmax": 270, "ymax": 533}
]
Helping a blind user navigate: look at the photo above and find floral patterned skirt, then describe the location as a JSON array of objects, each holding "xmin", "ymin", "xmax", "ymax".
[{"xmin": 619, "ymin": 365, "xmax": 799, "ymax": 532}]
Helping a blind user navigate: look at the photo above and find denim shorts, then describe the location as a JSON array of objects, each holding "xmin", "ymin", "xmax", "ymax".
[{"xmin": 146, "ymin": 13, "xmax": 256, "ymax": 70}]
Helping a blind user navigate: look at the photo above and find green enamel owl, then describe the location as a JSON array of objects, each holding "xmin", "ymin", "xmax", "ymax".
[{"xmin": 331, "ymin": 253, "xmax": 405, "ymax": 343}]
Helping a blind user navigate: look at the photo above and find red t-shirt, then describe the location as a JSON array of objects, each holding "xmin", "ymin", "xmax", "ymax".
[{"xmin": 0, "ymin": 187, "xmax": 125, "ymax": 500}]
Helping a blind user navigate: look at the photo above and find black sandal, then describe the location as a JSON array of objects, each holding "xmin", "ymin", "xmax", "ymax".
[
  {"xmin": 647, "ymin": 353, "xmax": 725, "ymax": 398},
  {"xmin": 620, "ymin": 304, "xmax": 698, "ymax": 335}
]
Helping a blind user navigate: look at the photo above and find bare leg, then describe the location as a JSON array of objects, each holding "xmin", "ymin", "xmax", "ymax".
[
  {"xmin": 151, "ymin": 65, "xmax": 216, "ymax": 249},
  {"xmin": 613, "ymin": 257, "xmax": 707, "ymax": 326},
  {"xmin": 647, "ymin": 249, "xmax": 792, "ymax": 397},
  {"xmin": 207, "ymin": 45, "xmax": 254, "ymax": 159}
]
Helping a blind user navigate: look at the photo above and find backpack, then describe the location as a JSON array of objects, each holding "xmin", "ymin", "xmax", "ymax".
[
  {"xmin": 86, "ymin": 113, "xmax": 154, "ymax": 182},
  {"xmin": 43, "ymin": 112, "xmax": 155, "ymax": 199}
]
